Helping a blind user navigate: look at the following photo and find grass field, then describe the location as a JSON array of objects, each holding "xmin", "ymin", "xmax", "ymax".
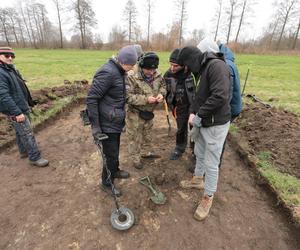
[{"xmin": 14, "ymin": 49, "xmax": 300, "ymax": 115}]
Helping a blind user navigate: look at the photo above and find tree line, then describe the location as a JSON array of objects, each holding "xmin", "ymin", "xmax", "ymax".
[{"xmin": 0, "ymin": 0, "xmax": 299, "ymax": 51}]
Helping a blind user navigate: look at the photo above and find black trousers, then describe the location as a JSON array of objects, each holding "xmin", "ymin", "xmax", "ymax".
[
  {"xmin": 101, "ymin": 133, "xmax": 120, "ymax": 186},
  {"xmin": 175, "ymin": 104, "xmax": 190, "ymax": 153}
]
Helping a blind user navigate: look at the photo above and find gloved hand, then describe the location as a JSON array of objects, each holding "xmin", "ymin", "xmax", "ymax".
[
  {"xmin": 92, "ymin": 128, "xmax": 108, "ymax": 143},
  {"xmin": 192, "ymin": 114, "xmax": 202, "ymax": 128},
  {"xmin": 189, "ymin": 126, "xmax": 200, "ymax": 142}
]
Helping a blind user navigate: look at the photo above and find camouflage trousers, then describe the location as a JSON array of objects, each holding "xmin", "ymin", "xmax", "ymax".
[{"xmin": 126, "ymin": 110, "xmax": 153, "ymax": 164}]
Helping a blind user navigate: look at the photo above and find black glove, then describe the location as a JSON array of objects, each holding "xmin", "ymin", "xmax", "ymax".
[{"xmin": 92, "ymin": 129, "xmax": 108, "ymax": 143}]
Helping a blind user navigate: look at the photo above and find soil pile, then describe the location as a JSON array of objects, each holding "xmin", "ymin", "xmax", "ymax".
[
  {"xmin": 234, "ymin": 102, "xmax": 300, "ymax": 178},
  {"xmin": 0, "ymin": 80, "xmax": 89, "ymax": 147}
]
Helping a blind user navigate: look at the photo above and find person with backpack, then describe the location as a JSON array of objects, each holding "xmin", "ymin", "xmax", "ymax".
[
  {"xmin": 177, "ymin": 46, "xmax": 231, "ymax": 221},
  {"xmin": 0, "ymin": 47, "xmax": 49, "ymax": 167},
  {"xmin": 197, "ymin": 37, "xmax": 242, "ymax": 120}
]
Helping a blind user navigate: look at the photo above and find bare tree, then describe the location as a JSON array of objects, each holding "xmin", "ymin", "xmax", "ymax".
[
  {"xmin": 0, "ymin": 8, "xmax": 11, "ymax": 45},
  {"xmin": 6, "ymin": 8, "xmax": 21, "ymax": 46},
  {"xmin": 292, "ymin": 17, "xmax": 300, "ymax": 49},
  {"xmin": 226, "ymin": 0, "xmax": 239, "ymax": 44},
  {"xmin": 123, "ymin": 0, "xmax": 138, "ymax": 43},
  {"xmin": 108, "ymin": 25, "xmax": 126, "ymax": 49},
  {"xmin": 214, "ymin": 0, "xmax": 223, "ymax": 41},
  {"xmin": 145, "ymin": 0, "xmax": 155, "ymax": 48},
  {"xmin": 72, "ymin": 0, "xmax": 97, "ymax": 49},
  {"xmin": 185, "ymin": 29, "xmax": 205, "ymax": 45},
  {"xmin": 275, "ymin": 0, "xmax": 297, "ymax": 50},
  {"xmin": 18, "ymin": 1, "xmax": 33, "ymax": 47},
  {"xmin": 175, "ymin": 0, "xmax": 189, "ymax": 46},
  {"xmin": 52, "ymin": 0, "xmax": 64, "ymax": 48},
  {"xmin": 235, "ymin": 0, "xmax": 256, "ymax": 43}
]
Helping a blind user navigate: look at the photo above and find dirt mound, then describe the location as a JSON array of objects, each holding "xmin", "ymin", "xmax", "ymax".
[
  {"xmin": 0, "ymin": 81, "xmax": 89, "ymax": 148},
  {"xmin": 235, "ymin": 102, "xmax": 300, "ymax": 178}
]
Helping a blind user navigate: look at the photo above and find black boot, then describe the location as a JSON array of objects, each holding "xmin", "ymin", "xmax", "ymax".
[
  {"xmin": 169, "ymin": 150, "xmax": 182, "ymax": 160},
  {"xmin": 100, "ymin": 183, "xmax": 122, "ymax": 197},
  {"xmin": 113, "ymin": 169, "xmax": 130, "ymax": 179}
]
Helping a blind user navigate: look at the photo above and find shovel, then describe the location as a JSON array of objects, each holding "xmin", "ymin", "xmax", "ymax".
[{"xmin": 139, "ymin": 176, "xmax": 166, "ymax": 205}]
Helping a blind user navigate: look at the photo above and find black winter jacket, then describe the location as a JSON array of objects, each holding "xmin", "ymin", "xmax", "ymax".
[
  {"xmin": 191, "ymin": 52, "xmax": 231, "ymax": 127},
  {"xmin": 0, "ymin": 63, "xmax": 33, "ymax": 116},
  {"xmin": 87, "ymin": 58, "xmax": 127, "ymax": 133},
  {"xmin": 164, "ymin": 68, "xmax": 196, "ymax": 113}
]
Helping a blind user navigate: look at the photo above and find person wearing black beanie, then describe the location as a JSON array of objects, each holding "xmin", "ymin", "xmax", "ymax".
[
  {"xmin": 164, "ymin": 48, "xmax": 196, "ymax": 162},
  {"xmin": 178, "ymin": 45, "xmax": 231, "ymax": 221},
  {"xmin": 125, "ymin": 52, "xmax": 166, "ymax": 170}
]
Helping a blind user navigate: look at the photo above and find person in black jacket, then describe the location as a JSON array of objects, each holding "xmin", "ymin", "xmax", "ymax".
[
  {"xmin": 0, "ymin": 47, "xmax": 49, "ymax": 167},
  {"xmin": 178, "ymin": 46, "xmax": 231, "ymax": 221},
  {"xmin": 164, "ymin": 48, "xmax": 196, "ymax": 160},
  {"xmin": 87, "ymin": 45, "xmax": 137, "ymax": 197}
]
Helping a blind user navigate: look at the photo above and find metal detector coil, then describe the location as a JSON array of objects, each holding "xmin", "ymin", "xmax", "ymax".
[
  {"xmin": 95, "ymin": 139, "xmax": 135, "ymax": 231},
  {"xmin": 110, "ymin": 207, "xmax": 135, "ymax": 231}
]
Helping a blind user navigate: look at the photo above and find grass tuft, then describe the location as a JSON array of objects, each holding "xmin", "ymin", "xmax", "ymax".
[{"xmin": 257, "ymin": 151, "xmax": 300, "ymax": 207}]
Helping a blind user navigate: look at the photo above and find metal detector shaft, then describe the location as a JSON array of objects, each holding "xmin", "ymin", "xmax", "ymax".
[
  {"xmin": 241, "ymin": 68, "xmax": 250, "ymax": 96},
  {"xmin": 163, "ymin": 100, "xmax": 171, "ymax": 135},
  {"xmin": 96, "ymin": 140, "xmax": 120, "ymax": 211}
]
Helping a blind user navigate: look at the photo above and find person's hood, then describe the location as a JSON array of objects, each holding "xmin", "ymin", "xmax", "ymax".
[
  {"xmin": 177, "ymin": 46, "xmax": 203, "ymax": 74},
  {"xmin": 219, "ymin": 44, "xmax": 235, "ymax": 62}
]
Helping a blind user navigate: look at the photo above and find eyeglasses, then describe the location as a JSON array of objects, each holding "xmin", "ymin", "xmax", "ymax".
[{"xmin": 3, "ymin": 54, "xmax": 15, "ymax": 59}]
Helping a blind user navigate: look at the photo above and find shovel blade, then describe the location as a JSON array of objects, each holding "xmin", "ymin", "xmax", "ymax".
[{"xmin": 150, "ymin": 192, "xmax": 166, "ymax": 205}]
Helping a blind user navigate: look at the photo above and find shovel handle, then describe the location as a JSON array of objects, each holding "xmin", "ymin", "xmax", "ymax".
[{"xmin": 139, "ymin": 176, "xmax": 158, "ymax": 194}]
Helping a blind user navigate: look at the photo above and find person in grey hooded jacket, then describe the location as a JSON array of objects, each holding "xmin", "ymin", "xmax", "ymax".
[{"xmin": 177, "ymin": 46, "xmax": 231, "ymax": 221}]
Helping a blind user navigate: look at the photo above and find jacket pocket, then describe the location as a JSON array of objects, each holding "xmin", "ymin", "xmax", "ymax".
[{"xmin": 109, "ymin": 108, "xmax": 125, "ymax": 125}]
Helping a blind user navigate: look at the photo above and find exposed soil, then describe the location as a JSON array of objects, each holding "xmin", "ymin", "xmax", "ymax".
[
  {"xmin": 0, "ymin": 105, "xmax": 299, "ymax": 250},
  {"xmin": 234, "ymin": 101, "xmax": 300, "ymax": 178},
  {"xmin": 0, "ymin": 81, "xmax": 89, "ymax": 148}
]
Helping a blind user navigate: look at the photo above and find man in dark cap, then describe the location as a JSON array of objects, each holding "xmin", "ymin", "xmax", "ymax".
[
  {"xmin": 178, "ymin": 46, "xmax": 231, "ymax": 221},
  {"xmin": 126, "ymin": 52, "xmax": 166, "ymax": 170},
  {"xmin": 87, "ymin": 45, "xmax": 137, "ymax": 196},
  {"xmin": 164, "ymin": 48, "xmax": 196, "ymax": 161},
  {"xmin": 0, "ymin": 47, "xmax": 49, "ymax": 167}
]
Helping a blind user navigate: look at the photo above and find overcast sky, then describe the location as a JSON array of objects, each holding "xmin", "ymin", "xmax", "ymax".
[{"xmin": 3, "ymin": 0, "xmax": 275, "ymax": 42}]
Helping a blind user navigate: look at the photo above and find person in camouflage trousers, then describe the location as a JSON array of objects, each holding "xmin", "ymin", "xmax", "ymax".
[{"xmin": 126, "ymin": 52, "xmax": 166, "ymax": 169}]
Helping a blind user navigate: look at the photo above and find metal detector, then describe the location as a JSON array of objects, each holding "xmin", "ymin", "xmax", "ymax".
[{"xmin": 95, "ymin": 136, "xmax": 135, "ymax": 231}]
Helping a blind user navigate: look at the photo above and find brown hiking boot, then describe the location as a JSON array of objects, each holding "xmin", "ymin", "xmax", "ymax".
[
  {"xmin": 180, "ymin": 176, "xmax": 204, "ymax": 190},
  {"xmin": 194, "ymin": 195, "xmax": 214, "ymax": 221}
]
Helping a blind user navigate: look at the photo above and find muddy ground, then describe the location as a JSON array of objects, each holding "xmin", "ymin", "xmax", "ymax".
[
  {"xmin": 234, "ymin": 101, "xmax": 300, "ymax": 178},
  {"xmin": 0, "ymin": 82, "xmax": 88, "ymax": 148},
  {"xmin": 0, "ymin": 105, "xmax": 299, "ymax": 250}
]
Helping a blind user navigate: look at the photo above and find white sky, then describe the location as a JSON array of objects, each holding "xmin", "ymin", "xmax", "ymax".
[{"xmin": 3, "ymin": 0, "xmax": 275, "ymax": 42}]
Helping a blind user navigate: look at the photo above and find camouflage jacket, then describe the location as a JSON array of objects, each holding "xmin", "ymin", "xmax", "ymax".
[{"xmin": 126, "ymin": 67, "xmax": 166, "ymax": 112}]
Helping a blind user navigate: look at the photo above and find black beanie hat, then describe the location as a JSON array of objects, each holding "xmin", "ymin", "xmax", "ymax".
[
  {"xmin": 169, "ymin": 48, "xmax": 181, "ymax": 64},
  {"xmin": 177, "ymin": 46, "xmax": 203, "ymax": 73},
  {"xmin": 139, "ymin": 52, "xmax": 159, "ymax": 69}
]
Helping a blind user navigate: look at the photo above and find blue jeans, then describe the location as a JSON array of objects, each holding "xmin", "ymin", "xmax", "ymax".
[{"xmin": 11, "ymin": 114, "xmax": 41, "ymax": 161}]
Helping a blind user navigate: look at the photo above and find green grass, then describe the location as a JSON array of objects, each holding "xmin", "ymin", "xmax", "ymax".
[
  {"xmin": 229, "ymin": 123, "xmax": 239, "ymax": 135},
  {"xmin": 236, "ymin": 54, "xmax": 300, "ymax": 115},
  {"xmin": 257, "ymin": 151, "xmax": 300, "ymax": 208},
  {"xmin": 13, "ymin": 49, "xmax": 300, "ymax": 114}
]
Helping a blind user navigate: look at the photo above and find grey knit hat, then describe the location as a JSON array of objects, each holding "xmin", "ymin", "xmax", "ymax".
[
  {"xmin": 133, "ymin": 44, "xmax": 144, "ymax": 59},
  {"xmin": 117, "ymin": 45, "xmax": 138, "ymax": 65}
]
